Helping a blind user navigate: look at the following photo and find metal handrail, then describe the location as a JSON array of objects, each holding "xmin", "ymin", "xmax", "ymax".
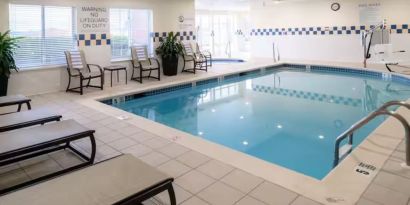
[
  {"xmin": 225, "ymin": 41, "xmax": 231, "ymax": 58},
  {"xmin": 333, "ymin": 101, "xmax": 410, "ymax": 167}
]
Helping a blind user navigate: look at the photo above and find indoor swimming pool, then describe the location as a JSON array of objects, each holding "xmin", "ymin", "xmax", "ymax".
[{"xmin": 103, "ymin": 66, "xmax": 410, "ymax": 179}]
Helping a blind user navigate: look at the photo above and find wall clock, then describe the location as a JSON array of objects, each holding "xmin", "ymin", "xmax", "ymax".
[{"xmin": 331, "ymin": 3, "xmax": 341, "ymax": 11}]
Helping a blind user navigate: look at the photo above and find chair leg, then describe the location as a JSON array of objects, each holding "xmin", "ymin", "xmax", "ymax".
[
  {"xmin": 100, "ymin": 75, "xmax": 104, "ymax": 90},
  {"xmin": 182, "ymin": 61, "xmax": 186, "ymax": 73},
  {"xmin": 168, "ymin": 185, "xmax": 177, "ymax": 205},
  {"xmin": 86, "ymin": 78, "xmax": 91, "ymax": 87},
  {"xmin": 80, "ymin": 78, "xmax": 84, "ymax": 95},
  {"xmin": 66, "ymin": 76, "xmax": 72, "ymax": 92},
  {"xmin": 158, "ymin": 68, "xmax": 161, "ymax": 81},
  {"xmin": 131, "ymin": 67, "xmax": 136, "ymax": 79},
  {"xmin": 139, "ymin": 69, "xmax": 143, "ymax": 84}
]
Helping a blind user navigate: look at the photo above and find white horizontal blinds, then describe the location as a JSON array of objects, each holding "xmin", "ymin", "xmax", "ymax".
[
  {"xmin": 110, "ymin": 8, "xmax": 152, "ymax": 59},
  {"xmin": 9, "ymin": 4, "xmax": 76, "ymax": 69},
  {"xmin": 9, "ymin": 4, "xmax": 42, "ymax": 68},
  {"xmin": 44, "ymin": 6, "xmax": 76, "ymax": 66},
  {"xmin": 110, "ymin": 8, "xmax": 131, "ymax": 59}
]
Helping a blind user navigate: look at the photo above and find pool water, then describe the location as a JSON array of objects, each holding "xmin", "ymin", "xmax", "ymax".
[{"xmin": 108, "ymin": 67, "xmax": 410, "ymax": 179}]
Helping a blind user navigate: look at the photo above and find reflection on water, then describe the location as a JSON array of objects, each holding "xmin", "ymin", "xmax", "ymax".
[{"xmin": 113, "ymin": 69, "xmax": 410, "ymax": 179}]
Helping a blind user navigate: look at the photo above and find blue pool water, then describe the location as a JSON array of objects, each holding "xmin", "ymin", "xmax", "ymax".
[{"xmin": 105, "ymin": 67, "xmax": 410, "ymax": 179}]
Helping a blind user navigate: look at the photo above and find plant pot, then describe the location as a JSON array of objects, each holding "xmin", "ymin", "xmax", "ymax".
[
  {"xmin": 162, "ymin": 56, "xmax": 179, "ymax": 76},
  {"xmin": 0, "ymin": 75, "xmax": 8, "ymax": 97}
]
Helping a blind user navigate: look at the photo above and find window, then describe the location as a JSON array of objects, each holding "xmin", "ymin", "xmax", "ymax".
[
  {"xmin": 9, "ymin": 4, "xmax": 76, "ymax": 69},
  {"xmin": 110, "ymin": 8, "xmax": 152, "ymax": 59}
]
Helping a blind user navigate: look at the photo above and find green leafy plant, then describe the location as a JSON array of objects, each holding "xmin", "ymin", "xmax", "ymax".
[
  {"xmin": 0, "ymin": 31, "xmax": 20, "ymax": 78},
  {"xmin": 155, "ymin": 32, "xmax": 183, "ymax": 58}
]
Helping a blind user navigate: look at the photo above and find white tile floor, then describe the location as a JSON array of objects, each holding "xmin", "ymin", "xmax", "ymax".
[{"xmin": 0, "ymin": 59, "xmax": 409, "ymax": 205}]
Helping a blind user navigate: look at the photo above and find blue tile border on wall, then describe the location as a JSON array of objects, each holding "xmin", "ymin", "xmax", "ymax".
[
  {"xmin": 152, "ymin": 31, "xmax": 196, "ymax": 42},
  {"xmin": 251, "ymin": 24, "xmax": 410, "ymax": 36}
]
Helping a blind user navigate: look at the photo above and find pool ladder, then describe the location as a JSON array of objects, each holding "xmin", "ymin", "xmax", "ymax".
[{"xmin": 333, "ymin": 101, "xmax": 410, "ymax": 167}]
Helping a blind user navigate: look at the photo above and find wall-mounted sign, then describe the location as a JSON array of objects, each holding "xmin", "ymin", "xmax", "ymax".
[
  {"xmin": 179, "ymin": 14, "xmax": 195, "ymax": 31},
  {"xmin": 78, "ymin": 6, "xmax": 110, "ymax": 33},
  {"xmin": 359, "ymin": 2, "xmax": 382, "ymax": 26},
  {"xmin": 77, "ymin": 6, "xmax": 110, "ymax": 47}
]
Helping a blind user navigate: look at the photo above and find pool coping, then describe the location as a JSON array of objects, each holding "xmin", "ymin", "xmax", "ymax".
[{"xmin": 77, "ymin": 61, "xmax": 410, "ymax": 204}]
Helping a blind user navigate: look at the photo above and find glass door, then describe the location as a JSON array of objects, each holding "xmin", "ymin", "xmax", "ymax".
[{"xmin": 196, "ymin": 11, "xmax": 250, "ymax": 60}]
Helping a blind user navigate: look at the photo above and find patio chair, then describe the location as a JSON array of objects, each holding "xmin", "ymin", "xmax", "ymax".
[
  {"xmin": 0, "ymin": 119, "xmax": 96, "ymax": 194},
  {"xmin": 0, "ymin": 95, "xmax": 31, "ymax": 114},
  {"xmin": 131, "ymin": 45, "xmax": 161, "ymax": 84},
  {"xmin": 181, "ymin": 42, "xmax": 208, "ymax": 74},
  {"xmin": 64, "ymin": 50, "xmax": 104, "ymax": 95},
  {"xmin": 0, "ymin": 108, "xmax": 62, "ymax": 132},
  {"xmin": 196, "ymin": 42, "xmax": 212, "ymax": 67},
  {"xmin": 0, "ymin": 154, "xmax": 176, "ymax": 205}
]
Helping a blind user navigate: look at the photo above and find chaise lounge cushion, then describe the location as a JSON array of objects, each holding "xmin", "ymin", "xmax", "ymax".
[
  {"xmin": 0, "ymin": 109, "xmax": 62, "ymax": 132},
  {"xmin": 0, "ymin": 95, "xmax": 30, "ymax": 107},
  {"xmin": 0, "ymin": 154, "xmax": 172, "ymax": 205}
]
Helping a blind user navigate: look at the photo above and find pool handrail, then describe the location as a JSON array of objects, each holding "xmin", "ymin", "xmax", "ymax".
[{"xmin": 333, "ymin": 101, "xmax": 410, "ymax": 167}]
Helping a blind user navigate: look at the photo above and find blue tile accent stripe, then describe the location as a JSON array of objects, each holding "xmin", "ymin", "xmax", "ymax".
[
  {"xmin": 251, "ymin": 24, "xmax": 410, "ymax": 36},
  {"xmin": 197, "ymin": 78, "xmax": 219, "ymax": 86},
  {"xmin": 152, "ymin": 31, "xmax": 196, "ymax": 42},
  {"xmin": 309, "ymin": 65, "xmax": 383, "ymax": 78},
  {"xmin": 252, "ymin": 84, "xmax": 362, "ymax": 107},
  {"xmin": 145, "ymin": 83, "xmax": 192, "ymax": 96},
  {"xmin": 78, "ymin": 33, "xmax": 111, "ymax": 46}
]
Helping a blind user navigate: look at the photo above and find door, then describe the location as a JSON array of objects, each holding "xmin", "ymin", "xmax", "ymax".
[{"xmin": 196, "ymin": 11, "xmax": 250, "ymax": 59}]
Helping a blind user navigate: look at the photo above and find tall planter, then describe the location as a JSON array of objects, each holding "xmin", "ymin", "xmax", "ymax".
[
  {"xmin": 0, "ymin": 31, "xmax": 21, "ymax": 96},
  {"xmin": 0, "ymin": 75, "xmax": 8, "ymax": 96},
  {"xmin": 162, "ymin": 56, "xmax": 179, "ymax": 76}
]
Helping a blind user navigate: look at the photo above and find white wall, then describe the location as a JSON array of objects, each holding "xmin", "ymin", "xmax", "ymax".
[
  {"xmin": 1, "ymin": 0, "xmax": 195, "ymax": 96},
  {"xmin": 250, "ymin": 0, "xmax": 410, "ymax": 63}
]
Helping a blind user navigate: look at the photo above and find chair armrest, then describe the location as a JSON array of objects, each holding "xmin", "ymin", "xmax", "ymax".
[
  {"xmin": 87, "ymin": 64, "xmax": 103, "ymax": 74},
  {"xmin": 149, "ymin": 57, "xmax": 161, "ymax": 67}
]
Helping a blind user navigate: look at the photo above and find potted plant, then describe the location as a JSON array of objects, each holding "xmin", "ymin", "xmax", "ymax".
[
  {"xmin": 156, "ymin": 32, "xmax": 182, "ymax": 76},
  {"xmin": 0, "ymin": 31, "xmax": 20, "ymax": 96}
]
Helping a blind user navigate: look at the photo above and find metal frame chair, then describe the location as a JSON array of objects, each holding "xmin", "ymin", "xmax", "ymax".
[
  {"xmin": 131, "ymin": 45, "xmax": 161, "ymax": 84},
  {"xmin": 64, "ymin": 50, "xmax": 104, "ymax": 95},
  {"xmin": 181, "ymin": 42, "xmax": 208, "ymax": 74},
  {"xmin": 196, "ymin": 42, "xmax": 212, "ymax": 67}
]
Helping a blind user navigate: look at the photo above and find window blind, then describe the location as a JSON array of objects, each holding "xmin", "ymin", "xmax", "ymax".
[
  {"xmin": 110, "ymin": 8, "xmax": 152, "ymax": 59},
  {"xmin": 9, "ymin": 4, "xmax": 76, "ymax": 69}
]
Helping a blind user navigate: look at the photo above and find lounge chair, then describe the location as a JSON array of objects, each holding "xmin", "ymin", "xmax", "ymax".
[
  {"xmin": 0, "ymin": 119, "xmax": 96, "ymax": 194},
  {"xmin": 0, "ymin": 95, "xmax": 31, "ymax": 113},
  {"xmin": 0, "ymin": 154, "xmax": 176, "ymax": 205},
  {"xmin": 195, "ymin": 42, "xmax": 212, "ymax": 67},
  {"xmin": 181, "ymin": 42, "xmax": 208, "ymax": 74},
  {"xmin": 131, "ymin": 45, "xmax": 161, "ymax": 84},
  {"xmin": 64, "ymin": 50, "xmax": 104, "ymax": 95},
  {"xmin": 0, "ymin": 109, "xmax": 62, "ymax": 132}
]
